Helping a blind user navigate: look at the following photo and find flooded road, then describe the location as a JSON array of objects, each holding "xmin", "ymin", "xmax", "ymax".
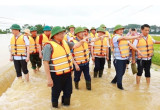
[
  {"xmin": 0, "ymin": 34, "xmax": 160, "ymax": 110},
  {"xmin": 0, "ymin": 61, "xmax": 160, "ymax": 110},
  {"xmin": 0, "ymin": 34, "xmax": 12, "ymax": 69}
]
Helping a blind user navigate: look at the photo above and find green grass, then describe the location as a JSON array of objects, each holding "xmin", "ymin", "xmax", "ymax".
[{"xmin": 152, "ymin": 36, "xmax": 160, "ymax": 66}]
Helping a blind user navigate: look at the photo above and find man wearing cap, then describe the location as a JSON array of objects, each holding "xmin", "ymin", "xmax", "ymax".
[
  {"xmin": 38, "ymin": 25, "xmax": 51, "ymax": 58},
  {"xmin": 132, "ymin": 24, "xmax": 160, "ymax": 85},
  {"xmin": 64, "ymin": 25, "xmax": 76, "ymax": 42},
  {"xmin": 43, "ymin": 26, "xmax": 88, "ymax": 108},
  {"xmin": 100, "ymin": 24, "xmax": 112, "ymax": 68},
  {"xmin": 125, "ymin": 28, "xmax": 140, "ymax": 69},
  {"xmin": 111, "ymin": 24, "xmax": 143, "ymax": 90},
  {"xmin": 10, "ymin": 24, "xmax": 30, "ymax": 82},
  {"xmin": 83, "ymin": 27, "xmax": 92, "ymax": 55},
  {"xmin": 83, "ymin": 27, "xmax": 90, "ymax": 37},
  {"xmin": 71, "ymin": 27, "xmax": 91, "ymax": 90},
  {"xmin": 90, "ymin": 27, "xmax": 98, "ymax": 38},
  {"xmin": 29, "ymin": 27, "xmax": 42, "ymax": 73},
  {"xmin": 91, "ymin": 27, "xmax": 109, "ymax": 78}
]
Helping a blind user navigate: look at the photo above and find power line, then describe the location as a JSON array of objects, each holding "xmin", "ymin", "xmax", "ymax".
[
  {"xmin": 130, "ymin": 5, "xmax": 153, "ymax": 16},
  {"xmin": 0, "ymin": 17, "xmax": 17, "ymax": 21},
  {"xmin": 88, "ymin": 5, "xmax": 130, "ymax": 25}
]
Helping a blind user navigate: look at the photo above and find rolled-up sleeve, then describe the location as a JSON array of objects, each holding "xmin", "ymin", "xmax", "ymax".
[
  {"xmin": 152, "ymin": 38, "xmax": 156, "ymax": 43},
  {"xmin": 42, "ymin": 44, "xmax": 52, "ymax": 61},
  {"xmin": 133, "ymin": 39, "xmax": 138, "ymax": 47},
  {"xmin": 113, "ymin": 36, "xmax": 119, "ymax": 43},
  {"xmin": 67, "ymin": 42, "xmax": 74, "ymax": 50},
  {"xmin": 23, "ymin": 36, "xmax": 30, "ymax": 46}
]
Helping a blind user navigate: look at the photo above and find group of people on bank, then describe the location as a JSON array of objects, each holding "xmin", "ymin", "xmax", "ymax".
[{"xmin": 9, "ymin": 23, "xmax": 160, "ymax": 108}]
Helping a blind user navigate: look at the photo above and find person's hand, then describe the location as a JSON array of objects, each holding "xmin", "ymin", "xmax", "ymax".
[
  {"xmin": 47, "ymin": 78, "xmax": 54, "ymax": 87},
  {"xmin": 100, "ymin": 35, "xmax": 108, "ymax": 39},
  {"xmin": 137, "ymin": 50, "xmax": 144, "ymax": 57},
  {"xmin": 25, "ymin": 57, "xmax": 29, "ymax": 62},
  {"xmin": 10, "ymin": 57, "xmax": 13, "ymax": 62},
  {"xmin": 106, "ymin": 57, "xmax": 109, "ymax": 61},
  {"xmin": 83, "ymin": 36, "xmax": 91, "ymax": 41},
  {"xmin": 39, "ymin": 54, "xmax": 43, "ymax": 59},
  {"xmin": 75, "ymin": 64, "xmax": 80, "ymax": 71},
  {"xmin": 132, "ymin": 60, "xmax": 136, "ymax": 64},
  {"xmin": 92, "ymin": 56, "xmax": 95, "ymax": 62},
  {"xmin": 136, "ymin": 34, "xmax": 143, "ymax": 40},
  {"xmin": 80, "ymin": 38, "xmax": 86, "ymax": 43}
]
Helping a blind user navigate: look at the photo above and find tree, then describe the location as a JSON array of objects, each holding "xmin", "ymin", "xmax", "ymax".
[{"xmin": 35, "ymin": 24, "xmax": 43, "ymax": 34}]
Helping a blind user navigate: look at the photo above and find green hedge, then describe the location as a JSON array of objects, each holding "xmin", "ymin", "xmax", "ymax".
[{"xmin": 152, "ymin": 36, "xmax": 160, "ymax": 66}]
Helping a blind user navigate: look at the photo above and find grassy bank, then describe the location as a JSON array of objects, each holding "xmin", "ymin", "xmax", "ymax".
[{"xmin": 152, "ymin": 36, "xmax": 160, "ymax": 66}]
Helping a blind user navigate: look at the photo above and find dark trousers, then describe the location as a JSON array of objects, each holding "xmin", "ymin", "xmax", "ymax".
[
  {"xmin": 13, "ymin": 60, "xmax": 29, "ymax": 77},
  {"xmin": 51, "ymin": 72, "xmax": 72, "ymax": 103},
  {"xmin": 137, "ymin": 59, "xmax": 151, "ymax": 77},
  {"xmin": 113, "ymin": 60, "xmax": 127, "ymax": 84},
  {"xmin": 74, "ymin": 62, "xmax": 91, "ymax": 82},
  {"xmin": 126, "ymin": 60, "xmax": 130, "ymax": 64},
  {"xmin": 109, "ymin": 47, "xmax": 111, "ymax": 61},
  {"xmin": 94, "ymin": 57, "xmax": 105, "ymax": 72},
  {"xmin": 30, "ymin": 53, "xmax": 42, "ymax": 69}
]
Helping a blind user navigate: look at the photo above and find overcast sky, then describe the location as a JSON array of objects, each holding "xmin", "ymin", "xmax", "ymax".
[{"xmin": 0, "ymin": 0, "xmax": 160, "ymax": 29}]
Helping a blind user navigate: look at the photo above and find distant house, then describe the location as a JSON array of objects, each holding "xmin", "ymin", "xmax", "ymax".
[
  {"xmin": 156, "ymin": 28, "xmax": 160, "ymax": 32},
  {"xmin": 151, "ymin": 29, "xmax": 155, "ymax": 32}
]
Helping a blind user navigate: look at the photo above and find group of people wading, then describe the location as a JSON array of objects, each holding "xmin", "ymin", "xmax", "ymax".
[{"xmin": 9, "ymin": 23, "xmax": 160, "ymax": 108}]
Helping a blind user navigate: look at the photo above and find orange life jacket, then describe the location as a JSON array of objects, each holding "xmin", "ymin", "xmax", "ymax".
[
  {"xmin": 72, "ymin": 39, "xmax": 90, "ymax": 65},
  {"xmin": 113, "ymin": 35, "xmax": 130, "ymax": 58},
  {"xmin": 64, "ymin": 32, "xmax": 76, "ymax": 42},
  {"xmin": 10, "ymin": 34, "xmax": 27, "ymax": 56},
  {"xmin": 46, "ymin": 40, "xmax": 73, "ymax": 75},
  {"xmin": 137, "ymin": 35, "xmax": 154, "ymax": 58},
  {"xmin": 93, "ymin": 37, "xmax": 108, "ymax": 57},
  {"xmin": 29, "ymin": 36, "xmax": 39, "ymax": 54},
  {"xmin": 42, "ymin": 34, "xmax": 49, "ymax": 47},
  {"xmin": 90, "ymin": 33, "xmax": 98, "ymax": 38}
]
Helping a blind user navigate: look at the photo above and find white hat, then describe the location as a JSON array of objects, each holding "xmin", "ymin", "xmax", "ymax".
[{"xmin": 24, "ymin": 29, "xmax": 31, "ymax": 35}]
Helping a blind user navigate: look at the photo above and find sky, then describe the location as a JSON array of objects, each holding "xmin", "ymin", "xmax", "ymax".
[{"xmin": 0, "ymin": 0, "xmax": 160, "ymax": 30}]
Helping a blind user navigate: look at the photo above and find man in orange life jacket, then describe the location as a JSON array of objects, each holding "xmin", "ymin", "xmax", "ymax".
[
  {"xmin": 64, "ymin": 25, "xmax": 76, "ymax": 42},
  {"xmin": 132, "ymin": 24, "xmax": 160, "ymax": 85},
  {"xmin": 100, "ymin": 24, "xmax": 112, "ymax": 68},
  {"xmin": 91, "ymin": 27, "xmax": 109, "ymax": 78},
  {"xmin": 72, "ymin": 27, "xmax": 91, "ymax": 90},
  {"xmin": 125, "ymin": 28, "xmax": 140, "ymax": 69},
  {"xmin": 29, "ymin": 27, "xmax": 42, "ymax": 73},
  {"xmin": 10, "ymin": 24, "xmax": 30, "ymax": 82},
  {"xmin": 83, "ymin": 27, "xmax": 92, "ymax": 56},
  {"xmin": 39, "ymin": 25, "xmax": 51, "ymax": 58},
  {"xmin": 90, "ymin": 27, "xmax": 98, "ymax": 38},
  {"xmin": 111, "ymin": 25, "xmax": 143, "ymax": 90},
  {"xmin": 43, "ymin": 26, "xmax": 88, "ymax": 108}
]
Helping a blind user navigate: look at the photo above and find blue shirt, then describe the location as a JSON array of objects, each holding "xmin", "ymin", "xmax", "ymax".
[{"xmin": 113, "ymin": 35, "xmax": 129, "ymax": 60}]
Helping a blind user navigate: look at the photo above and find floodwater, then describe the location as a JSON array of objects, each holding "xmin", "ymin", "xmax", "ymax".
[
  {"xmin": 0, "ymin": 34, "xmax": 160, "ymax": 110},
  {"xmin": 0, "ymin": 34, "xmax": 12, "ymax": 69}
]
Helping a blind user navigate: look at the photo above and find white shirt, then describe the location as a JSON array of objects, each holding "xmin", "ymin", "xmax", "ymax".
[
  {"xmin": 11, "ymin": 34, "xmax": 30, "ymax": 60},
  {"xmin": 133, "ymin": 36, "xmax": 155, "ymax": 60}
]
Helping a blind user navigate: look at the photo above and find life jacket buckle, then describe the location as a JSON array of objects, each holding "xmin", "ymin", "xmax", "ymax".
[
  {"xmin": 68, "ymin": 60, "xmax": 71, "ymax": 63},
  {"xmin": 66, "ymin": 54, "xmax": 69, "ymax": 57},
  {"xmin": 69, "ymin": 66, "xmax": 72, "ymax": 69}
]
